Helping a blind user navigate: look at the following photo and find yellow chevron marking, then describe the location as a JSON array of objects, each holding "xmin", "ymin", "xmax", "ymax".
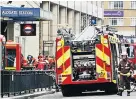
[
  {"xmin": 62, "ymin": 66, "xmax": 72, "ymax": 75},
  {"xmin": 103, "ymin": 38, "xmax": 108, "ymax": 48},
  {"xmin": 61, "ymin": 77, "xmax": 67, "ymax": 82},
  {"xmin": 5, "ymin": 67, "xmax": 16, "ymax": 70},
  {"xmin": 96, "ymin": 47, "xmax": 110, "ymax": 65},
  {"xmin": 96, "ymin": 64, "xmax": 107, "ymax": 79},
  {"xmin": 103, "ymin": 43, "xmax": 108, "ymax": 48},
  {"xmin": 57, "ymin": 46, "xmax": 62, "ymax": 51},
  {"xmin": 57, "ymin": 48, "xmax": 70, "ymax": 68},
  {"xmin": 112, "ymin": 80, "xmax": 116, "ymax": 84}
]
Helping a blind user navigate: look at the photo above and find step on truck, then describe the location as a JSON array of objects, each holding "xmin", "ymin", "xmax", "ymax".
[{"xmin": 55, "ymin": 27, "xmax": 122, "ymax": 96}]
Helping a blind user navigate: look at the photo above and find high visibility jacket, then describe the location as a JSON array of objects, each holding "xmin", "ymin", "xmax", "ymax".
[
  {"xmin": 37, "ymin": 58, "xmax": 46, "ymax": 70},
  {"xmin": 22, "ymin": 59, "xmax": 28, "ymax": 66}
]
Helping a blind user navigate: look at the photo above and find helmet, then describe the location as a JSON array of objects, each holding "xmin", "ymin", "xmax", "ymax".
[
  {"xmin": 27, "ymin": 55, "xmax": 33, "ymax": 61},
  {"xmin": 121, "ymin": 52, "xmax": 128, "ymax": 56}
]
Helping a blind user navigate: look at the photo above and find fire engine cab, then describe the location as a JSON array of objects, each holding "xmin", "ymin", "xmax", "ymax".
[
  {"xmin": 55, "ymin": 26, "xmax": 122, "ymax": 96},
  {"xmin": 2, "ymin": 40, "xmax": 22, "ymax": 71}
]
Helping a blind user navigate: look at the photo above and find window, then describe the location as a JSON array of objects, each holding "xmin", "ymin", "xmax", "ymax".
[
  {"xmin": 6, "ymin": 49, "xmax": 16, "ymax": 67},
  {"xmin": 109, "ymin": 18, "xmax": 124, "ymax": 26},
  {"xmin": 127, "ymin": 46, "xmax": 134, "ymax": 58},
  {"xmin": 131, "ymin": 1, "xmax": 136, "ymax": 9},
  {"xmin": 109, "ymin": 1, "xmax": 123, "ymax": 9},
  {"xmin": 130, "ymin": 18, "xmax": 136, "ymax": 26},
  {"xmin": 22, "ymin": 38, "xmax": 26, "ymax": 56}
]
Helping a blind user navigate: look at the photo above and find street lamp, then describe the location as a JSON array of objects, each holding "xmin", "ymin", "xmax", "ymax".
[
  {"xmin": 21, "ymin": 5, "xmax": 25, "ymax": 7},
  {"xmin": 7, "ymin": 1, "xmax": 12, "ymax": 4}
]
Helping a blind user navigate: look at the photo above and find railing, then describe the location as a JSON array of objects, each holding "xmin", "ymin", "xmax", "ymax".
[{"xmin": 1, "ymin": 70, "xmax": 55, "ymax": 98}]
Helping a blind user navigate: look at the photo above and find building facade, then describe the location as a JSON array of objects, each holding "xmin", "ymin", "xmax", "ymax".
[
  {"xmin": 104, "ymin": 1, "xmax": 136, "ymax": 36},
  {"xmin": 40, "ymin": 1, "xmax": 103, "ymax": 56},
  {"xmin": 1, "ymin": 1, "xmax": 104, "ymax": 58}
]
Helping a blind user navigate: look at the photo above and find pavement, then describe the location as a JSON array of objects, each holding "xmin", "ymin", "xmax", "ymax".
[
  {"xmin": 2, "ymin": 89, "xmax": 55, "ymax": 99},
  {"xmin": 34, "ymin": 91, "xmax": 136, "ymax": 99}
]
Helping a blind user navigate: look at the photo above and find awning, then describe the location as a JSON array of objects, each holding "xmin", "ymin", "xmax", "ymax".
[{"xmin": 0, "ymin": 6, "xmax": 53, "ymax": 21}]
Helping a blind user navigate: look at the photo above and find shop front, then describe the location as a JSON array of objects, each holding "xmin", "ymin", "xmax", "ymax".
[{"xmin": 0, "ymin": 6, "xmax": 53, "ymax": 58}]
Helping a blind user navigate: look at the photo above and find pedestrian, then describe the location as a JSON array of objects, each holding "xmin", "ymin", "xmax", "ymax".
[
  {"xmin": 117, "ymin": 52, "xmax": 134, "ymax": 96},
  {"xmin": 38, "ymin": 53, "xmax": 43, "ymax": 60}
]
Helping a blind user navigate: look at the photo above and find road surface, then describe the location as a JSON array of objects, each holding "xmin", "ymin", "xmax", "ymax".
[{"xmin": 34, "ymin": 91, "xmax": 136, "ymax": 99}]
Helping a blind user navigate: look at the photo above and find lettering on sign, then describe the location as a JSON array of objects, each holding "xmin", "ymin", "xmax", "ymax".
[
  {"xmin": 19, "ymin": 11, "xmax": 33, "ymax": 15},
  {"xmin": 2, "ymin": 11, "xmax": 18, "ymax": 15}
]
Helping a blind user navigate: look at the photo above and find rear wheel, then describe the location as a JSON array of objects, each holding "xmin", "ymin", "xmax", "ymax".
[
  {"xmin": 61, "ymin": 87, "xmax": 82, "ymax": 96},
  {"xmin": 105, "ymin": 89, "xmax": 118, "ymax": 94},
  {"xmin": 105, "ymin": 84, "xmax": 118, "ymax": 94},
  {"xmin": 61, "ymin": 87, "xmax": 70, "ymax": 97}
]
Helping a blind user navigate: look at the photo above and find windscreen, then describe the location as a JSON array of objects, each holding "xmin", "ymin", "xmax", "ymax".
[
  {"xmin": 121, "ymin": 45, "xmax": 134, "ymax": 58},
  {"xmin": 6, "ymin": 49, "xmax": 16, "ymax": 67}
]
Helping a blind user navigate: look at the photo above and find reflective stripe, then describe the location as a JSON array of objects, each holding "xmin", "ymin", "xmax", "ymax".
[
  {"xmin": 127, "ymin": 90, "xmax": 131, "ymax": 92},
  {"xmin": 125, "ymin": 67, "xmax": 130, "ymax": 69},
  {"xmin": 118, "ymin": 88, "xmax": 123, "ymax": 90},
  {"xmin": 5, "ymin": 67, "xmax": 16, "ymax": 70}
]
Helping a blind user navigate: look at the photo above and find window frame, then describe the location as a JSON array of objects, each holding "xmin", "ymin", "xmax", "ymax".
[
  {"xmin": 130, "ymin": 17, "xmax": 136, "ymax": 26},
  {"xmin": 109, "ymin": 18, "xmax": 124, "ymax": 26},
  {"xmin": 109, "ymin": 1, "xmax": 123, "ymax": 9},
  {"xmin": 131, "ymin": 1, "xmax": 136, "ymax": 9}
]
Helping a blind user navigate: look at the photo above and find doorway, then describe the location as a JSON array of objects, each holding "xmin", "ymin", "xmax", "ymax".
[{"xmin": 1, "ymin": 21, "xmax": 7, "ymax": 40}]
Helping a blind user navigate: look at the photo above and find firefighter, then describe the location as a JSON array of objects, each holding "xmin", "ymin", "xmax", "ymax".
[
  {"xmin": 37, "ymin": 57, "xmax": 45, "ymax": 70},
  {"xmin": 117, "ymin": 52, "xmax": 134, "ymax": 96},
  {"xmin": 27, "ymin": 55, "xmax": 37, "ymax": 67},
  {"xmin": 38, "ymin": 53, "xmax": 43, "ymax": 60}
]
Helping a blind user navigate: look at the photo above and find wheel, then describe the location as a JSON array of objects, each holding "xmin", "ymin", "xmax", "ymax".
[
  {"xmin": 61, "ymin": 87, "xmax": 81, "ymax": 96},
  {"xmin": 105, "ymin": 84, "xmax": 118, "ymax": 94},
  {"xmin": 105, "ymin": 89, "xmax": 118, "ymax": 94},
  {"xmin": 61, "ymin": 87, "xmax": 70, "ymax": 97}
]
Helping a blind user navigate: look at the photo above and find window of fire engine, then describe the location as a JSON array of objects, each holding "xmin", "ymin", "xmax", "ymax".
[
  {"xmin": 95, "ymin": 35, "xmax": 101, "ymax": 44},
  {"xmin": 127, "ymin": 46, "xmax": 134, "ymax": 58},
  {"xmin": 6, "ymin": 49, "xmax": 16, "ymax": 67}
]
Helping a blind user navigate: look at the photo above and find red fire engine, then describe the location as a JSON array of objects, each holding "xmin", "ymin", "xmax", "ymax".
[
  {"xmin": 4, "ymin": 40, "xmax": 22, "ymax": 71},
  {"xmin": 55, "ymin": 27, "xmax": 122, "ymax": 96}
]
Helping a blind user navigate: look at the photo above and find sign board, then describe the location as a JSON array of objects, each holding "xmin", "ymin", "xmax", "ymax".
[
  {"xmin": 20, "ymin": 24, "xmax": 36, "ymax": 36},
  {"xmin": 43, "ymin": 41, "xmax": 54, "ymax": 47},
  {"xmin": 90, "ymin": 17, "xmax": 97, "ymax": 25},
  {"xmin": 104, "ymin": 11, "xmax": 124, "ymax": 17},
  {"xmin": 1, "ymin": 7, "xmax": 40, "ymax": 18}
]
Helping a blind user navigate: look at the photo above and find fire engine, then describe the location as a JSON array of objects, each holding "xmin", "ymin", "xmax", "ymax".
[
  {"xmin": 0, "ymin": 35, "xmax": 35, "ymax": 71},
  {"xmin": 0, "ymin": 38, "xmax": 22, "ymax": 71},
  {"xmin": 55, "ymin": 26, "xmax": 123, "ymax": 96},
  {"xmin": 119, "ymin": 37, "xmax": 136, "ymax": 70}
]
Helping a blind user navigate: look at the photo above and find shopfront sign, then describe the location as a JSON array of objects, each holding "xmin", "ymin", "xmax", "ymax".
[
  {"xmin": 20, "ymin": 24, "xmax": 36, "ymax": 36},
  {"xmin": 104, "ymin": 11, "xmax": 124, "ymax": 17},
  {"xmin": 1, "ymin": 7, "xmax": 40, "ymax": 17}
]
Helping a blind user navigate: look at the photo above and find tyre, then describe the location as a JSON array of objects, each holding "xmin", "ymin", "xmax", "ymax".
[
  {"xmin": 61, "ymin": 87, "xmax": 81, "ymax": 96},
  {"xmin": 105, "ymin": 87, "xmax": 118, "ymax": 94},
  {"xmin": 61, "ymin": 87, "xmax": 70, "ymax": 97}
]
